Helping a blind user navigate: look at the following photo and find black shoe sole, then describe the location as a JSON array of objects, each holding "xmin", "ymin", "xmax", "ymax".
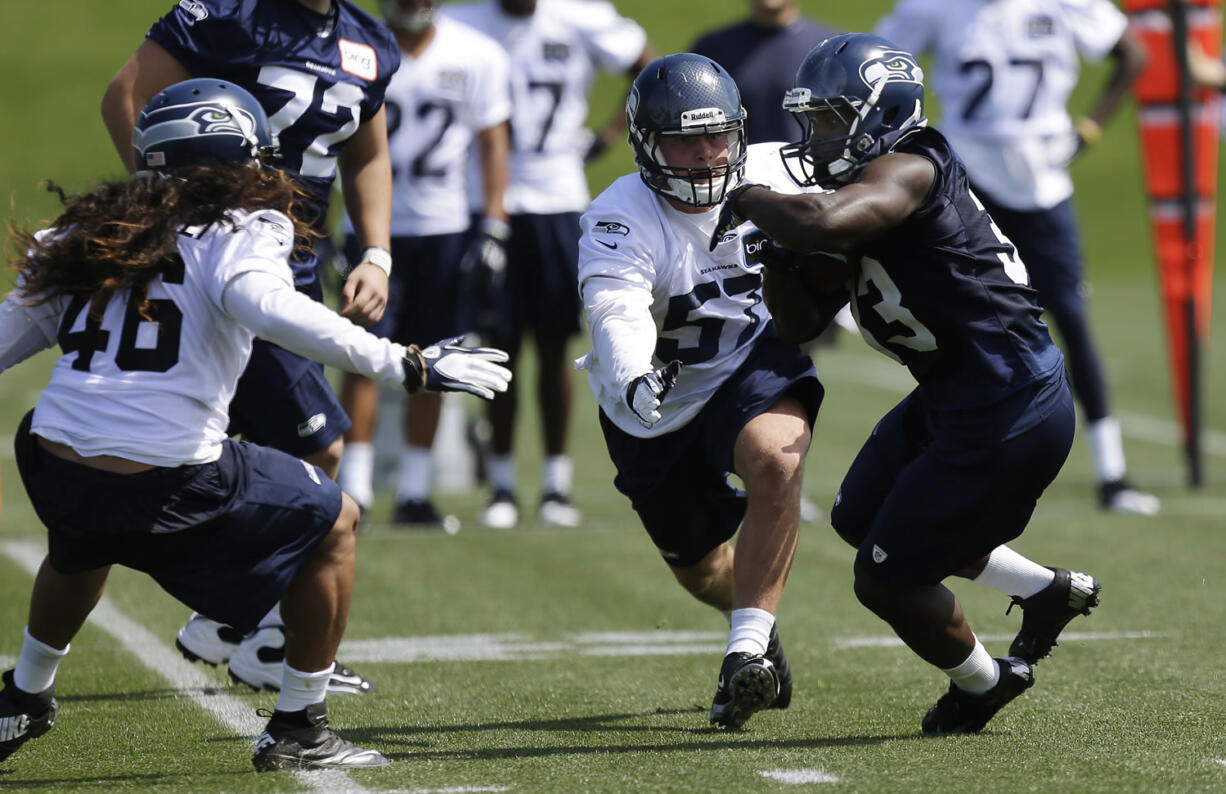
[{"xmin": 714, "ymin": 665, "xmax": 779, "ymax": 730}]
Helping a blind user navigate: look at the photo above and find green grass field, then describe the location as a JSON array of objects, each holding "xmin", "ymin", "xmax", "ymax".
[{"xmin": 2, "ymin": 1, "xmax": 1226, "ymax": 791}]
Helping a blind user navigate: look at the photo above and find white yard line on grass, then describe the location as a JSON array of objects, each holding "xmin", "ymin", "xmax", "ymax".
[
  {"xmin": 758, "ymin": 768, "xmax": 840, "ymax": 784},
  {"xmin": 0, "ymin": 538, "xmax": 371, "ymax": 793},
  {"xmin": 832, "ymin": 630, "xmax": 1163, "ymax": 650}
]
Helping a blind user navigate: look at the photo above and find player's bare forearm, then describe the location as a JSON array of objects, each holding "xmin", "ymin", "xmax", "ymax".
[
  {"xmin": 737, "ymin": 153, "xmax": 934, "ymax": 254},
  {"xmin": 477, "ymin": 122, "xmax": 510, "ymax": 221},
  {"xmin": 101, "ymin": 40, "xmax": 193, "ymax": 172},
  {"xmin": 339, "ymin": 109, "xmax": 393, "ymax": 250},
  {"xmin": 1085, "ymin": 31, "xmax": 1147, "ymax": 127}
]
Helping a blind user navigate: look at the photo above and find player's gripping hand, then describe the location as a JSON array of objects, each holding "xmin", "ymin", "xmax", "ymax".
[
  {"xmin": 625, "ymin": 360, "xmax": 682, "ymax": 429},
  {"xmin": 709, "ymin": 183, "xmax": 769, "ymax": 251},
  {"xmin": 341, "ymin": 260, "xmax": 391, "ymax": 326},
  {"xmin": 403, "ymin": 336, "xmax": 512, "ymax": 400}
]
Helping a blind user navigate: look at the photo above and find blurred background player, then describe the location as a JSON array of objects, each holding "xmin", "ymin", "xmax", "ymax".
[
  {"xmin": 100, "ymin": 0, "xmax": 400, "ymax": 695},
  {"xmin": 579, "ymin": 53, "xmax": 825, "ymax": 730},
  {"xmin": 336, "ymin": 0, "xmax": 512, "ymax": 529},
  {"xmin": 445, "ymin": 0, "xmax": 654, "ymax": 528},
  {"xmin": 0, "ymin": 79, "xmax": 508, "ymax": 770},
  {"xmin": 876, "ymin": 0, "xmax": 1158, "ymax": 515},
  {"xmin": 691, "ymin": 0, "xmax": 838, "ymax": 146}
]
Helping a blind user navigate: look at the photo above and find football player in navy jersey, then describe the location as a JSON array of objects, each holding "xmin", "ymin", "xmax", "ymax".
[
  {"xmin": 712, "ymin": 34, "xmax": 1103, "ymax": 734},
  {"xmin": 100, "ymin": 0, "xmax": 402, "ymax": 697},
  {"xmin": 0, "ymin": 79, "xmax": 508, "ymax": 771}
]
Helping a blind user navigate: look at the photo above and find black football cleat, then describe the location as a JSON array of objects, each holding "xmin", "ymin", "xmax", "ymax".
[
  {"xmin": 921, "ymin": 657, "xmax": 1034, "ymax": 735},
  {"xmin": 1008, "ymin": 568, "xmax": 1101, "ymax": 665},
  {"xmin": 252, "ymin": 702, "xmax": 389, "ymax": 771},
  {"xmin": 0, "ymin": 669, "xmax": 58, "ymax": 762},
  {"xmin": 921, "ymin": 656, "xmax": 1029, "ymax": 735},
  {"xmin": 709, "ymin": 652, "xmax": 780, "ymax": 730},
  {"xmin": 764, "ymin": 624, "xmax": 792, "ymax": 711}
]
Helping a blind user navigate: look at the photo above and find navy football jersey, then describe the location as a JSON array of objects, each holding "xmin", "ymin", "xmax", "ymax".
[
  {"xmin": 849, "ymin": 127, "xmax": 1064, "ymax": 412},
  {"xmin": 148, "ymin": 0, "xmax": 401, "ymax": 287}
]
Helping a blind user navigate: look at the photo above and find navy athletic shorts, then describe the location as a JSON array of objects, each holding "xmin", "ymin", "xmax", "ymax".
[
  {"xmin": 14, "ymin": 411, "xmax": 342, "ymax": 633},
  {"xmin": 492, "ymin": 212, "xmax": 582, "ymax": 340},
  {"xmin": 829, "ymin": 368, "xmax": 1075, "ymax": 588},
  {"xmin": 600, "ymin": 331, "xmax": 823, "ymax": 567},
  {"xmin": 343, "ymin": 232, "xmax": 470, "ymax": 344},
  {"xmin": 227, "ymin": 338, "xmax": 350, "ymax": 458}
]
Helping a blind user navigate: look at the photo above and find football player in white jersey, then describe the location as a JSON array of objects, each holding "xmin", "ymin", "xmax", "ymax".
[
  {"xmin": 876, "ymin": 0, "xmax": 1158, "ymax": 515},
  {"xmin": 0, "ymin": 80, "xmax": 510, "ymax": 771},
  {"xmin": 100, "ymin": 0, "xmax": 404, "ymax": 696},
  {"xmin": 336, "ymin": 0, "xmax": 512, "ymax": 528},
  {"xmin": 445, "ymin": 0, "xmax": 654, "ymax": 529},
  {"xmin": 577, "ymin": 54, "xmax": 824, "ymax": 730}
]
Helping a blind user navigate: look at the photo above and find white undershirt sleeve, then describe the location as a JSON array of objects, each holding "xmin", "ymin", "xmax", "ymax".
[
  {"xmin": 221, "ymin": 269, "xmax": 407, "ymax": 385},
  {"xmin": 582, "ymin": 274, "xmax": 658, "ymax": 389},
  {"xmin": 0, "ymin": 291, "xmax": 63, "ymax": 374}
]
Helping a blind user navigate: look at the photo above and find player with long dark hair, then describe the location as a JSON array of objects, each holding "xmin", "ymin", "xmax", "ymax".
[{"xmin": 0, "ymin": 79, "xmax": 510, "ymax": 771}]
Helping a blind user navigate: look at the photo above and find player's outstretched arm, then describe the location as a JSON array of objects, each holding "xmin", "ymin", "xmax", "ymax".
[
  {"xmin": 0, "ymin": 291, "xmax": 64, "ymax": 374},
  {"xmin": 712, "ymin": 154, "xmax": 935, "ymax": 255},
  {"xmin": 101, "ymin": 40, "xmax": 192, "ymax": 173},
  {"xmin": 223, "ymin": 269, "xmax": 508, "ymax": 400}
]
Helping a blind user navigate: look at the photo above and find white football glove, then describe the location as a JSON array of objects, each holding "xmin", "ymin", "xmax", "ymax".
[
  {"xmin": 625, "ymin": 360, "xmax": 682, "ymax": 429},
  {"xmin": 403, "ymin": 336, "xmax": 512, "ymax": 400}
]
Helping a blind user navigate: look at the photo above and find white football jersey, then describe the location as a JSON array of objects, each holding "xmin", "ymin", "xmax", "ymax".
[
  {"xmin": 26, "ymin": 210, "xmax": 296, "ymax": 466},
  {"xmin": 578, "ymin": 143, "xmax": 821, "ymax": 437},
  {"xmin": 876, "ymin": 0, "xmax": 1127, "ymax": 209},
  {"xmin": 445, "ymin": 0, "xmax": 647, "ymax": 214},
  {"xmin": 376, "ymin": 16, "xmax": 511, "ymax": 237}
]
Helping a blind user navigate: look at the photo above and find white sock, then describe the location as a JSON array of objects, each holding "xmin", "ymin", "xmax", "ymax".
[
  {"xmin": 541, "ymin": 455, "xmax": 573, "ymax": 496},
  {"xmin": 941, "ymin": 638, "xmax": 999, "ymax": 695},
  {"xmin": 1087, "ymin": 416, "xmax": 1127, "ymax": 483},
  {"xmin": 257, "ymin": 603, "xmax": 283, "ymax": 630},
  {"xmin": 726, "ymin": 607, "xmax": 774, "ymax": 657},
  {"xmin": 14, "ymin": 627, "xmax": 68, "ymax": 693},
  {"xmin": 396, "ymin": 445, "xmax": 433, "ymax": 502},
  {"xmin": 275, "ymin": 662, "xmax": 331, "ymax": 713},
  {"xmin": 973, "ymin": 546, "xmax": 1056, "ymax": 599},
  {"xmin": 338, "ymin": 442, "xmax": 375, "ymax": 508},
  {"xmin": 488, "ymin": 454, "xmax": 515, "ymax": 493}
]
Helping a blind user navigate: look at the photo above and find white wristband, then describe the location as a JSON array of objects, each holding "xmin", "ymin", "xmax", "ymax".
[{"xmin": 359, "ymin": 246, "xmax": 392, "ymax": 277}]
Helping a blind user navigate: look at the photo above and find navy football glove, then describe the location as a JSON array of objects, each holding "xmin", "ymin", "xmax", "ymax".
[
  {"xmin": 459, "ymin": 216, "xmax": 510, "ymax": 294},
  {"xmin": 709, "ymin": 183, "xmax": 769, "ymax": 251},
  {"xmin": 403, "ymin": 336, "xmax": 512, "ymax": 400},
  {"xmin": 625, "ymin": 360, "xmax": 682, "ymax": 429}
]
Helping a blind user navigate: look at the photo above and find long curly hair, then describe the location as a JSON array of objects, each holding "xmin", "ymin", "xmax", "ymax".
[{"xmin": 9, "ymin": 162, "xmax": 320, "ymax": 321}]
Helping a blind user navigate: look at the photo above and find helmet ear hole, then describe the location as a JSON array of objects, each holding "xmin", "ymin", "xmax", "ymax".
[{"xmin": 882, "ymin": 107, "xmax": 899, "ymax": 126}]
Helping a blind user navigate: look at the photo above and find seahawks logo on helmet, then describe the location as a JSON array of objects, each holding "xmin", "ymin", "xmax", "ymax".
[
  {"xmin": 188, "ymin": 104, "xmax": 258, "ymax": 137},
  {"xmin": 859, "ymin": 51, "xmax": 924, "ymax": 91}
]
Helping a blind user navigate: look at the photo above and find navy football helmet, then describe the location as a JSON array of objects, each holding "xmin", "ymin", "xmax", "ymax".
[
  {"xmin": 780, "ymin": 33, "xmax": 926, "ymax": 186},
  {"xmin": 626, "ymin": 53, "xmax": 747, "ymax": 207},
  {"xmin": 132, "ymin": 79, "xmax": 279, "ymax": 174}
]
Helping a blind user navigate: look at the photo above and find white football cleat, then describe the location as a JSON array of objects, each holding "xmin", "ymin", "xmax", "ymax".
[
  {"xmin": 539, "ymin": 492, "xmax": 581, "ymax": 527},
  {"xmin": 176, "ymin": 613, "xmax": 245, "ymax": 666},
  {"xmin": 228, "ymin": 625, "xmax": 376, "ymax": 695},
  {"xmin": 480, "ymin": 489, "xmax": 519, "ymax": 529}
]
